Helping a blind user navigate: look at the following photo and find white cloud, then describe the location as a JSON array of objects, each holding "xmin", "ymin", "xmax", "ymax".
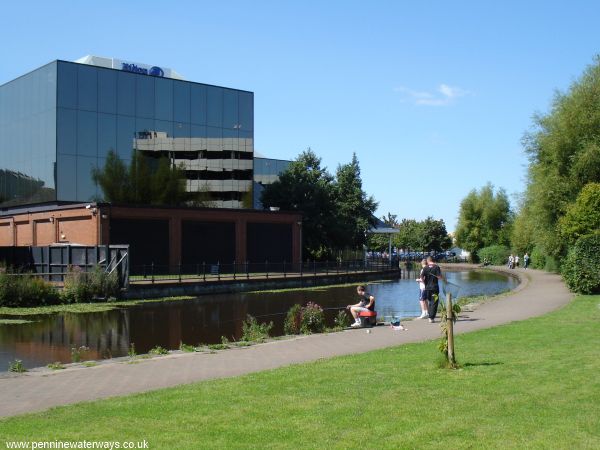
[{"xmin": 394, "ymin": 83, "xmax": 471, "ymax": 106}]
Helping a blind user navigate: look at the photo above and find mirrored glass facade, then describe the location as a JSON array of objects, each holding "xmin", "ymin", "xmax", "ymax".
[
  {"xmin": 253, "ymin": 157, "xmax": 291, "ymax": 209},
  {"xmin": 0, "ymin": 62, "xmax": 57, "ymax": 206},
  {"xmin": 0, "ymin": 60, "xmax": 254, "ymax": 208}
]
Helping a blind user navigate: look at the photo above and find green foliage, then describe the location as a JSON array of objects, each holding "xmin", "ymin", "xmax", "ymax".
[
  {"xmin": 241, "ymin": 315, "xmax": 273, "ymax": 342},
  {"xmin": 530, "ymin": 246, "xmax": 546, "ymax": 269},
  {"xmin": 368, "ymin": 215, "xmax": 451, "ymax": 253},
  {"xmin": 516, "ymin": 58, "xmax": 600, "ymax": 260},
  {"xmin": 455, "ymin": 183, "xmax": 513, "ymax": 259},
  {"xmin": 283, "ymin": 304, "xmax": 302, "ymax": 335},
  {"xmin": 334, "ymin": 153, "xmax": 378, "ymax": 250},
  {"xmin": 561, "ymin": 233, "xmax": 600, "ymax": 294},
  {"xmin": 559, "ymin": 183, "xmax": 600, "ymax": 245},
  {"xmin": 47, "ymin": 362, "xmax": 65, "ymax": 370},
  {"xmin": 70, "ymin": 346, "xmax": 89, "ymax": 363},
  {"xmin": 260, "ymin": 149, "xmax": 377, "ymax": 259},
  {"xmin": 92, "ymin": 150, "xmax": 189, "ymax": 206},
  {"xmin": 300, "ymin": 302, "xmax": 325, "ymax": 334},
  {"xmin": 477, "ymin": 245, "xmax": 511, "ymax": 266},
  {"xmin": 62, "ymin": 266, "xmax": 120, "ymax": 303},
  {"xmin": 544, "ymin": 256, "xmax": 560, "ymax": 273},
  {"xmin": 334, "ymin": 309, "xmax": 351, "ymax": 328},
  {"xmin": 8, "ymin": 359, "xmax": 26, "ymax": 373},
  {"xmin": 179, "ymin": 342, "xmax": 197, "ymax": 352},
  {"xmin": 0, "ymin": 272, "xmax": 60, "ymax": 307},
  {"xmin": 148, "ymin": 346, "xmax": 169, "ymax": 356}
]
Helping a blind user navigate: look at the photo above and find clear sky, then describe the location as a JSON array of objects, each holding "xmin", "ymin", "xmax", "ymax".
[{"xmin": 1, "ymin": 1, "xmax": 599, "ymax": 231}]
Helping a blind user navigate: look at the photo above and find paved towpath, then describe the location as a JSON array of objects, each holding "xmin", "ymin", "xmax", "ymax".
[{"xmin": 0, "ymin": 267, "xmax": 572, "ymax": 418}]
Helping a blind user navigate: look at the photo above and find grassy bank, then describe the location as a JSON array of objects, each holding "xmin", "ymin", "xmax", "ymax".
[
  {"xmin": 1, "ymin": 295, "xmax": 598, "ymax": 448},
  {"xmin": 0, "ymin": 296, "xmax": 195, "ymax": 316}
]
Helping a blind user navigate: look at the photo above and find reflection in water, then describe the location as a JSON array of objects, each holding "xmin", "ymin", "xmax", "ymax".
[{"xmin": 0, "ymin": 270, "xmax": 517, "ymax": 370}]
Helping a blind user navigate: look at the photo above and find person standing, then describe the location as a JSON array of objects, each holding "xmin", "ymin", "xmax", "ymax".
[
  {"xmin": 416, "ymin": 259, "xmax": 428, "ymax": 319},
  {"xmin": 515, "ymin": 254, "xmax": 520, "ymax": 268},
  {"xmin": 524, "ymin": 253, "xmax": 530, "ymax": 269},
  {"xmin": 422, "ymin": 256, "xmax": 443, "ymax": 323}
]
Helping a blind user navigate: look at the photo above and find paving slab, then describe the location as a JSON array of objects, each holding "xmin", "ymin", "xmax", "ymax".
[{"xmin": 0, "ymin": 267, "xmax": 573, "ymax": 418}]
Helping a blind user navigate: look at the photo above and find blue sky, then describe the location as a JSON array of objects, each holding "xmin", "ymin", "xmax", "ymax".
[{"xmin": 2, "ymin": 1, "xmax": 599, "ymax": 231}]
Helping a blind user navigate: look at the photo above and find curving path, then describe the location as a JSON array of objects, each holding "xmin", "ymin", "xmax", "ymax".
[{"xmin": 0, "ymin": 267, "xmax": 573, "ymax": 418}]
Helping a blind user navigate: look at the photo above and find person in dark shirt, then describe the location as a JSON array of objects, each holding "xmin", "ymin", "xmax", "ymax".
[
  {"xmin": 421, "ymin": 256, "xmax": 443, "ymax": 323},
  {"xmin": 347, "ymin": 285, "xmax": 375, "ymax": 328}
]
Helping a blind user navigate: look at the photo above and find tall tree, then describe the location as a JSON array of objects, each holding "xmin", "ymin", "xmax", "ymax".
[
  {"xmin": 516, "ymin": 57, "xmax": 600, "ymax": 259},
  {"xmin": 420, "ymin": 217, "xmax": 452, "ymax": 252},
  {"xmin": 334, "ymin": 153, "xmax": 378, "ymax": 249},
  {"xmin": 260, "ymin": 149, "xmax": 338, "ymax": 259},
  {"xmin": 455, "ymin": 183, "xmax": 512, "ymax": 259},
  {"xmin": 261, "ymin": 149, "xmax": 378, "ymax": 259},
  {"xmin": 558, "ymin": 182, "xmax": 600, "ymax": 245}
]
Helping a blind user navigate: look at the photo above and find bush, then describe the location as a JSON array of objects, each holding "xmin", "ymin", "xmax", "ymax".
[
  {"xmin": 284, "ymin": 304, "xmax": 302, "ymax": 335},
  {"xmin": 62, "ymin": 265, "xmax": 120, "ymax": 303},
  {"xmin": 561, "ymin": 233, "xmax": 600, "ymax": 294},
  {"xmin": 530, "ymin": 246, "xmax": 546, "ymax": 270},
  {"xmin": 241, "ymin": 315, "xmax": 273, "ymax": 342},
  {"xmin": 0, "ymin": 272, "xmax": 60, "ymax": 307},
  {"xmin": 334, "ymin": 309, "xmax": 351, "ymax": 328},
  {"xmin": 300, "ymin": 302, "xmax": 325, "ymax": 334},
  {"xmin": 477, "ymin": 245, "xmax": 510, "ymax": 266}
]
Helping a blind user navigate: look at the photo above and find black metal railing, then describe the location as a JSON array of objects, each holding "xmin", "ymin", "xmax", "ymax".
[{"xmin": 129, "ymin": 258, "xmax": 397, "ymax": 284}]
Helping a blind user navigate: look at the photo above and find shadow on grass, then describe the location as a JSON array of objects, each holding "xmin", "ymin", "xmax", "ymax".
[{"xmin": 462, "ymin": 361, "xmax": 503, "ymax": 367}]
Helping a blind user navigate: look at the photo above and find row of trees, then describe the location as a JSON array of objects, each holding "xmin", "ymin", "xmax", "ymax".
[
  {"xmin": 453, "ymin": 57, "xmax": 600, "ymax": 293},
  {"xmin": 368, "ymin": 214, "xmax": 452, "ymax": 253},
  {"xmin": 260, "ymin": 149, "xmax": 378, "ymax": 260}
]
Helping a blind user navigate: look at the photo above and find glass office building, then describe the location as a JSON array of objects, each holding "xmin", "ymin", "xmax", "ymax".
[
  {"xmin": 0, "ymin": 58, "xmax": 254, "ymax": 208},
  {"xmin": 253, "ymin": 157, "xmax": 291, "ymax": 209}
]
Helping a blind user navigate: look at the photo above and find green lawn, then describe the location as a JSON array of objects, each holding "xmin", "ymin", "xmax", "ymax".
[{"xmin": 1, "ymin": 295, "xmax": 599, "ymax": 449}]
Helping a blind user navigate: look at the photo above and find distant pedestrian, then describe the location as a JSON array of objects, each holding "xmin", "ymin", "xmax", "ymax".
[
  {"xmin": 515, "ymin": 255, "xmax": 520, "ymax": 268},
  {"xmin": 508, "ymin": 254, "xmax": 514, "ymax": 269},
  {"xmin": 524, "ymin": 253, "xmax": 530, "ymax": 269},
  {"xmin": 416, "ymin": 259, "xmax": 428, "ymax": 319},
  {"xmin": 422, "ymin": 256, "xmax": 443, "ymax": 323}
]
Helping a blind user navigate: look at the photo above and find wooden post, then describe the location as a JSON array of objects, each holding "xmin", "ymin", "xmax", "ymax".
[{"xmin": 446, "ymin": 293, "xmax": 456, "ymax": 365}]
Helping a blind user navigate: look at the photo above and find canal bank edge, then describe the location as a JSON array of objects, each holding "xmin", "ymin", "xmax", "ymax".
[
  {"xmin": 5, "ymin": 265, "xmax": 524, "ymax": 377},
  {"xmin": 123, "ymin": 268, "xmax": 402, "ymax": 299}
]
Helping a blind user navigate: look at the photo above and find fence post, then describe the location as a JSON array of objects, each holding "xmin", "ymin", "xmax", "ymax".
[
  {"xmin": 196, "ymin": 263, "xmax": 200, "ymax": 280},
  {"xmin": 233, "ymin": 260, "xmax": 236, "ymax": 280},
  {"xmin": 202, "ymin": 262, "xmax": 206, "ymax": 282},
  {"xmin": 178, "ymin": 263, "xmax": 182, "ymax": 283},
  {"xmin": 300, "ymin": 260, "xmax": 303, "ymax": 278},
  {"xmin": 217, "ymin": 261, "xmax": 220, "ymax": 281},
  {"xmin": 283, "ymin": 260, "xmax": 286, "ymax": 278},
  {"xmin": 265, "ymin": 260, "xmax": 269, "ymax": 279},
  {"xmin": 246, "ymin": 261, "xmax": 249, "ymax": 280},
  {"xmin": 143, "ymin": 264, "xmax": 146, "ymax": 280},
  {"xmin": 313, "ymin": 260, "xmax": 317, "ymax": 277},
  {"xmin": 151, "ymin": 262, "xmax": 155, "ymax": 284}
]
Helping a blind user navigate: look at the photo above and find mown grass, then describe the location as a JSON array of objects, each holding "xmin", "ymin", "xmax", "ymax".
[{"xmin": 1, "ymin": 295, "xmax": 599, "ymax": 449}]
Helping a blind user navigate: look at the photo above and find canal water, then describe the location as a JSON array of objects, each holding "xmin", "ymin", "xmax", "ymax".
[{"xmin": 0, "ymin": 270, "xmax": 517, "ymax": 371}]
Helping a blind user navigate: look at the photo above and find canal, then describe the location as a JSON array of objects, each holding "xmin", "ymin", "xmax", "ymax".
[{"xmin": 0, "ymin": 269, "xmax": 517, "ymax": 370}]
